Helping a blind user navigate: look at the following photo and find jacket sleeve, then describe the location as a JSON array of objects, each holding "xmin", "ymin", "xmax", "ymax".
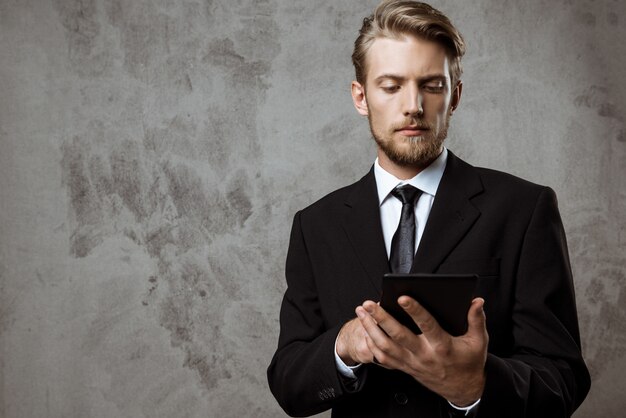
[
  {"xmin": 477, "ymin": 187, "xmax": 591, "ymax": 417},
  {"xmin": 267, "ymin": 211, "xmax": 361, "ymax": 417}
]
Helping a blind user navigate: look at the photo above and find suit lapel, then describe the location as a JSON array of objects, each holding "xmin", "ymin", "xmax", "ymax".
[
  {"xmin": 411, "ymin": 151, "xmax": 484, "ymax": 273},
  {"xmin": 342, "ymin": 168, "xmax": 389, "ymax": 294}
]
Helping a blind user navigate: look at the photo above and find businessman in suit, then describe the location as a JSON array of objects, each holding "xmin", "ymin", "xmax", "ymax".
[{"xmin": 267, "ymin": 1, "xmax": 590, "ymax": 417}]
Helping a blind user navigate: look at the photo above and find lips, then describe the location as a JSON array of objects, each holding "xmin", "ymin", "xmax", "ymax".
[
  {"xmin": 396, "ymin": 126, "xmax": 429, "ymax": 135},
  {"xmin": 398, "ymin": 125, "xmax": 428, "ymax": 131}
]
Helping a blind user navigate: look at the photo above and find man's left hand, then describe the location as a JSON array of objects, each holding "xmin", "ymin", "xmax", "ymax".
[{"xmin": 355, "ymin": 296, "xmax": 488, "ymax": 407}]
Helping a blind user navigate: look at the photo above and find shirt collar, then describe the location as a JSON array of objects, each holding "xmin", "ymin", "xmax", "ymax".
[{"xmin": 374, "ymin": 147, "xmax": 448, "ymax": 206}]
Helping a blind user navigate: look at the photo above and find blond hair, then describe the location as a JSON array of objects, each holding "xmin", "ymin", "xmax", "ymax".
[{"xmin": 352, "ymin": 1, "xmax": 466, "ymax": 86}]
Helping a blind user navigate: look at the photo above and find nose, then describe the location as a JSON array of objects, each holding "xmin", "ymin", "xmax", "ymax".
[{"xmin": 403, "ymin": 86, "xmax": 423, "ymax": 117}]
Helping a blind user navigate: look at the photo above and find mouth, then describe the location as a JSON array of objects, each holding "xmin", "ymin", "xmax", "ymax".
[{"xmin": 395, "ymin": 126, "xmax": 429, "ymax": 136}]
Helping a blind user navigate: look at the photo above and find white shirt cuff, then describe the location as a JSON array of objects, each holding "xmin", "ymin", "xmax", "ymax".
[
  {"xmin": 334, "ymin": 336, "xmax": 362, "ymax": 379},
  {"xmin": 448, "ymin": 398, "xmax": 481, "ymax": 415}
]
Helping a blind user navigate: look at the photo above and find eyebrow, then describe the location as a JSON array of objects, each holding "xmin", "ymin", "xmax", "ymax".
[{"xmin": 374, "ymin": 74, "xmax": 448, "ymax": 84}]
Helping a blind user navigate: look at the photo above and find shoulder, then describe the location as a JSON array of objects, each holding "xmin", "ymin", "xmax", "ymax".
[
  {"xmin": 471, "ymin": 165, "xmax": 559, "ymax": 216},
  {"xmin": 448, "ymin": 152, "xmax": 558, "ymax": 210},
  {"xmin": 289, "ymin": 169, "xmax": 376, "ymax": 234},
  {"xmin": 476, "ymin": 166, "xmax": 549, "ymax": 195},
  {"xmin": 299, "ymin": 169, "xmax": 373, "ymax": 212}
]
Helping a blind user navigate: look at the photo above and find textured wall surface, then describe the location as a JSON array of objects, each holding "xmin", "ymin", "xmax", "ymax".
[{"xmin": 1, "ymin": 0, "xmax": 624, "ymax": 417}]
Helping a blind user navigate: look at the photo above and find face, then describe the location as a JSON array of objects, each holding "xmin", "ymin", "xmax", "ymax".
[{"xmin": 352, "ymin": 35, "xmax": 461, "ymax": 173}]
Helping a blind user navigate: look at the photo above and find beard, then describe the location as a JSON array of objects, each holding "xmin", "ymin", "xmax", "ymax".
[{"xmin": 369, "ymin": 113, "xmax": 450, "ymax": 169}]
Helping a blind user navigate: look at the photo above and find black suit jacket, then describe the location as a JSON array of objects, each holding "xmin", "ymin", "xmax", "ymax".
[{"xmin": 268, "ymin": 151, "xmax": 590, "ymax": 417}]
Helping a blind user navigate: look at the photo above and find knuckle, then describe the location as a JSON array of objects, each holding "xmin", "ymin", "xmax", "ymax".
[
  {"xmin": 418, "ymin": 318, "xmax": 435, "ymax": 333},
  {"xmin": 433, "ymin": 343, "xmax": 451, "ymax": 357},
  {"xmin": 423, "ymin": 355, "xmax": 437, "ymax": 369},
  {"xmin": 378, "ymin": 339, "xmax": 392, "ymax": 352},
  {"xmin": 387, "ymin": 329, "xmax": 402, "ymax": 342},
  {"xmin": 389, "ymin": 328, "xmax": 409, "ymax": 344}
]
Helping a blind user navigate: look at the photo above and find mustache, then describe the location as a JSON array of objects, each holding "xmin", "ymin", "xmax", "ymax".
[{"xmin": 391, "ymin": 119, "xmax": 434, "ymax": 131}]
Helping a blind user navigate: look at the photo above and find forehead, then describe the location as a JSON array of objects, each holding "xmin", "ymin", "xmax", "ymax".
[{"xmin": 365, "ymin": 35, "xmax": 451, "ymax": 82}]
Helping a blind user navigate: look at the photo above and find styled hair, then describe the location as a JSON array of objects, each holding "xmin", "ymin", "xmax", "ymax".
[{"xmin": 352, "ymin": 1, "xmax": 466, "ymax": 86}]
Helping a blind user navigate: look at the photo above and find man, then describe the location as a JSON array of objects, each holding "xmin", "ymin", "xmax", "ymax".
[{"xmin": 267, "ymin": 1, "xmax": 590, "ymax": 417}]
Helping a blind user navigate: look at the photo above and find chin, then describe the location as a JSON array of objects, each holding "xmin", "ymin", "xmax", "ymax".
[
  {"xmin": 389, "ymin": 140, "xmax": 444, "ymax": 167},
  {"xmin": 404, "ymin": 135, "xmax": 426, "ymax": 143}
]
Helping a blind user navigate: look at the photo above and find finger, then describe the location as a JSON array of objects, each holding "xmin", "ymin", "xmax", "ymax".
[
  {"xmin": 356, "ymin": 306, "xmax": 388, "ymax": 341},
  {"xmin": 466, "ymin": 298, "xmax": 488, "ymax": 340},
  {"xmin": 362, "ymin": 301, "xmax": 402, "ymax": 336},
  {"xmin": 363, "ymin": 332, "xmax": 398, "ymax": 370},
  {"xmin": 356, "ymin": 306, "xmax": 401, "ymax": 356},
  {"xmin": 362, "ymin": 300, "xmax": 420, "ymax": 348},
  {"xmin": 398, "ymin": 296, "xmax": 446, "ymax": 343}
]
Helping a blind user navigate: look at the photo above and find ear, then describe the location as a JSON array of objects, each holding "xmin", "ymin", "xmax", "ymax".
[
  {"xmin": 351, "ymin": 81, "xmax": 369, "ymax": 116},
  {"xmin": 450, "ymin": 80, "xmax": 463, "ymax": 115}
]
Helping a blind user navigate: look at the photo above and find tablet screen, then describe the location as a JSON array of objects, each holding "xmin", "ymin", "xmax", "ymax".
[{"xmin": 380, "ymin": 273, "xmax": 478, "ymax": 336}]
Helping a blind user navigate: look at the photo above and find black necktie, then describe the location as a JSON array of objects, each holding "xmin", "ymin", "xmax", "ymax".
[{"xmin": 390, "ymin": 185, "xmax": 422, "ymax": 273}]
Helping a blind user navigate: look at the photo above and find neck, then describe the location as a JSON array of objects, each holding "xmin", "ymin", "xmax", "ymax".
[{"xmin": 377, "ymin": 149, "xmax": 440, "ymax": 180}]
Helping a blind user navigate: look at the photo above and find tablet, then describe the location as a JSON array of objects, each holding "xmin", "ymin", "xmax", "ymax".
[{"xmin": 380, "ymin": 273, "xmax": 478, "ymax": 336}]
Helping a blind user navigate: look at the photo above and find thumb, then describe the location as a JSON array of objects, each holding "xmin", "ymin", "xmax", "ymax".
[{"xmin": 466, "ymin": 297, "xmax": 487, "ymax": 337}]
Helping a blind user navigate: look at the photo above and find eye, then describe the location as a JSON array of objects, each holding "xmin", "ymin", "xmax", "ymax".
[
  {"xmin": 381, "ymin": 85, "xmax": 400, "ymax": 93},
  {"xmin": 423, "ymin": 81, "xmax": 445, "ymax": 93}
]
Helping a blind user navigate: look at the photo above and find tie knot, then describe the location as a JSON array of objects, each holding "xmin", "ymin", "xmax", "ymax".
[{"xmin": 391, "ymin": 184, "xmax": 422, "ymax": 205}]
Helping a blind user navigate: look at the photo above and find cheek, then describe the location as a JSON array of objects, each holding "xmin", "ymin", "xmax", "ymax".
[
  {"xmin": 368, "ymin": 103, "xmax": 391, "ymax": 125},
  {"xmin": 424, "ymin": 90, "xmax": 450, "ymax": 109},
  {"xmin": 434, "ymin": 96, "xmax": 450, "ymax": 111},
  {"xmin": 427, "ymin": 99, "xmax": 451, "ymax": 121}
]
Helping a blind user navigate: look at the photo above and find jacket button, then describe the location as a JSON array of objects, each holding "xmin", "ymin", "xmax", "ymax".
[{"xmin": 394, "ymin": 392, "xmax": 408, "ymax": 405}]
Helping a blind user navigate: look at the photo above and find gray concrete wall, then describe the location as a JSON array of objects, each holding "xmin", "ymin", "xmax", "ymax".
[{"xmin": 0, "ymin": 0, "xmax": 624, "ymax": 417}]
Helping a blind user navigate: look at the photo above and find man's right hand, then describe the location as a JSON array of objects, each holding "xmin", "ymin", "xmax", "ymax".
[{"xmin": 336, "ymin": 317, "xmax": 375, "ymax": 366}]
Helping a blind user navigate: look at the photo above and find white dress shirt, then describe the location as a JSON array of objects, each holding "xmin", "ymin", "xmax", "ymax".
[{"xmin": 375, "ymin": 148, "xmax": 447, "ymax": 259}]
